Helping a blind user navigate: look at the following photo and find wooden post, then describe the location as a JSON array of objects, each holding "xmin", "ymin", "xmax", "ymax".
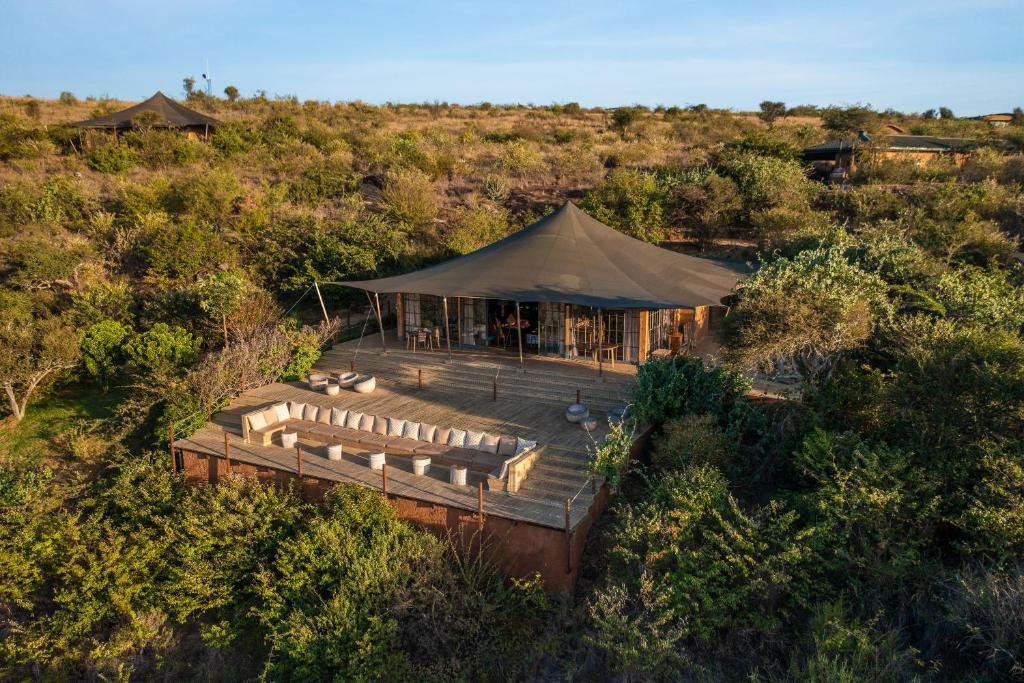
[
  {"xmin": 313, "ymin": 281, "xmax": 330, "ymax": 324},
  {"xmin": 442, "ymin": 297, "xmax": 453, "ymax": 363},
  {"xmin": 296, "ymin": 446, "xmax": 303, "ymax": 480},
  {"xmin": 564, "ymin": 497, "xmax": 573, "ymax": 573},
  {"xmin": 418, "ymin": 368, "xmax": 422, "ymax": 389},
  {"xmin": 597, "ymin": 307, "xmax": 603, "ymax": 378},
  {"xmin": 366, "ymin": 290, "xmax": 387, "ymax": 353},
  {"xmin": 515, "ymin": 301, "xmax": 524, "ymax": 366},
  {"xmin": 576, "ymin": 388, "xmax": 581, "ymax": 404},
  {"xmin": 168, "ymin": 424, "xmax": 176, "ymax": 472},
  {"xmin": 382, "ymin": 463, "xmax": 388, "ymax": 496},
  {"xmin": 350, "ymin": 360, "xmax": 355, "ymax": 372},
  {"xmin": 477, "ymin": 481, "xmax": 485, "ymax": 531},
  {"xmin": 493, "ymin": 378, "xmax": 497, "ymax": 401},
  {"xmin": 224, "ymin": 432, "xmax": 231, "ymax": 473}
]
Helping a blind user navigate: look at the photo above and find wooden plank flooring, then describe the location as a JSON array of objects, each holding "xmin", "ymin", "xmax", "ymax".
[
  {"xmin": 179, "ymin": 426, "xmax": 593, "ymax": 530},
  {"xmin": 192, "ymin": 357, "xmax": 635, "ymax": 529}
]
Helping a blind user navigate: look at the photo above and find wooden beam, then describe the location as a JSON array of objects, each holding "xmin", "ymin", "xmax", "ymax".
[
  {"xmin": 638, "ymin": 310, "xmax": 650, "ymax": 361},
  {"xmin": 515, "ymin": 301, "xmax": 524, "ymax": 366},
  {"xmin": 442, "ymin": 297, "xmax": 453, "ymax": 363}
]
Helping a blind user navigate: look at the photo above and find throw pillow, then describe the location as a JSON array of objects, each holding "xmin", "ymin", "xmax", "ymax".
[
  {"xmin": 434, "ymin": 426, "xmax": 451, "ymax": 445},
  {"xmin": 261, "ymin": 408, "xmax": 279, "ymax": 427},
  {"xmin": 515, "ymin": 438, "xmax": 537, "ymax": 456},
  {"xmin": 272, "ymin": 403, "xmax": 290, "ymax": 423},
  {"xmin": 288, "ymin": 402, "xmax": 305, "ymax": 419},
  {"xmin": 419, "ymin": 423, "xmax": 437, "ymax": 442},
  {"xmin": 497, "ymin": 435, "xmax": 517, "ymax": 457},
  {"xmin": 373, "ymin": 415, "xmax": 388, "ymax": 435},
  {"xmin": 403, "ymin": 421, "xmax": 421, "ymax": 439},
  {"xmin": 447, "ymin": 428, "xmax": 467, "ymax": 447},
  {"xmin": 358, "ymin": 413, "xmax": 375, "ymax": 431},
  {"xmin": 302, "ymin": 404, "xmax": 319, "ymax": 422},
  {"xmin": 464, "ymin": 430, "xmax": 484, "ymax": 449},
  {"xmin": 388, "ymin": 417, "xmax": 406, "ymax": 437},
  {"xmin": 247, "ymin": 412, "xmax": 267, "ymax": 431},
  {"xmin": 479, "ymin": 433, "xmax": 500, "ymax": 454},
  {"xmin": 345, "ymin": 411, "xmax": 363, "ymax": 429},
  {"xmin": 331, "ymin": 407, "xmax": 347, "ymax": 426}
]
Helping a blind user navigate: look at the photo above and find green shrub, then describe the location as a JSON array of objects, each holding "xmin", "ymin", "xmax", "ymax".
[
  {"xmin": 380, "ymin": 167, "xmax": 438, "ymax": 228},
  {"xmin": 87, "ymin": 142, "xmax": 138, "ymax": 172},
  {"xmin": 253, "ymin": 485, "xmax": 438, "ymax": 681},
  {"xmin": 632, "ymin": 356, "xmax": 750, "ymax": 427},
  {"xmin": 126, "ymin": 323, "xmax": 202, "ymax": 379},
  {"xmin": 581, "ymin": 168, "xmax": 667, "ymax": 243},
  {"xmin": 80, "ymin": 320, "xmax": 132, "ymax": 390},
  {"xmin": 280, "ymin": 327, "xmax": 323, "ymax": 381},
  {"xmin": 588, "ymin": 464, "xmax": 812, "ymax": 675},
  {"xmin": 589, "ymin": 421, "xmax": 634, "ymax": 491},
  {"xmin": 651, "ymin": 414, "xmax": 732, "ymax": 472}
]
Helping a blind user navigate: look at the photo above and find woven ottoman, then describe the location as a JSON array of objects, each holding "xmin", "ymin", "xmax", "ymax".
[{"xmin": 566, "ymin": 403, "xmax": 589, "ymax": 423}]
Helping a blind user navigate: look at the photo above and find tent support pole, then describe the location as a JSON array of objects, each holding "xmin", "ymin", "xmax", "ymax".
[
  {"xmin": 597, "ymin": 307, "xmax": 603, "ymax": 378},
  {"xmin": 515, "ymin": 301, "xmax": 524, "ymax": 367},
  {"xmin": 367, "ymin": 290, "xmax": 387, "ymax": 353},
  {"xmin": 313, "ymin": 281, "xmax": 330, "ymax": 324},
  {"xmin": 442, "ymin": 297, "xmax": 453, "ymax": 363}
]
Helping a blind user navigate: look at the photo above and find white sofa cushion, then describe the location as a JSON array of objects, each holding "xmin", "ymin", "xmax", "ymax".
[
  {"xmin": 248, "ymin": 411, "xmax": 267, "ymax": 431},
  {"xmin": 515, "ymin": 438, "xmax": 537, "ymax": 456},
  {"xmin": 302, "ymin": 404, "xmax": 320, "ymax": 422},
  {"xmin": 345, "ymin": 411, "xmax": 363, "ymax": 429},
  {"xmin": 359, "ymin": 413, "xmax": 375, "ymax": 431},
  {"xmin": 288, "ymin": 402, "xmax": 305, "ymax": 419},
  {"xmin": 403, "ymin": 421, "xmax": 421, "ymax": 439},
  {"xmin": 272, "ymin": 403, "xmax": 290, "ymax": 423},
  {"xmin": 497, "ymin": 435, "xmax": 517, "ymax": 457},
  {"xmin": 331, "ymin": 407, "xmax": 348, "ymax": 426},
  {"xmin": 447, "ymin": 428, "xmax": 467, "ymax": 447},
  {"xmin": 479, "ymin": 433, "xmax": 500, "ymax": 454},
  {"xmin": 419, "ymin": 423, "xmax": 437, "ymax": 442},
  {"xmin": 464, "ymin": 430, "xmax": 484, "ymax": 449},
  {"xmin": 387, "ymin": 417, "xmax": 406, "ymax": 437}
]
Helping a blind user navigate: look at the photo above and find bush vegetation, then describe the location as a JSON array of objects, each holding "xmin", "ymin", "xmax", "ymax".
[{"xmin": 0, "ymin": 92, "xmax": 1022, "ymax": 679}]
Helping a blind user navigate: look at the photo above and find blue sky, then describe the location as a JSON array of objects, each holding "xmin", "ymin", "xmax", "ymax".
[{"xmin": 2, "ymin": 0, "xmax": 1021, "ymax": 114}]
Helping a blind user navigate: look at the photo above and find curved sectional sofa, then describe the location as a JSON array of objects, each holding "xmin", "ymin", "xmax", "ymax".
[{"xmin": 241, "ymin": 400, "xmax": 537, "ymax": 489}]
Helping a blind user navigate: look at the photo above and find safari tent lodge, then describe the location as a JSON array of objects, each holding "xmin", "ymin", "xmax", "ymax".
[{"xmin": 341, "ymin": 202, "xmax": 748, "ymax": 366}]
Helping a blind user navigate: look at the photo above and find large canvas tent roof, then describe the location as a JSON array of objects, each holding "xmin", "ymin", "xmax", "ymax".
[
  {"xmin": 339, "ymin": 202, "xmax": 749, "ymax": 309},
  {"xmin": 72, "ymin": 91, "xmax": 219, "ymax": 130}
]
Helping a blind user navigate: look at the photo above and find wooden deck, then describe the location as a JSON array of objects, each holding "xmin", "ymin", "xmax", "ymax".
[{"xmin": 180, "ymin": 336, "xmax": 640, "ymax": 529}]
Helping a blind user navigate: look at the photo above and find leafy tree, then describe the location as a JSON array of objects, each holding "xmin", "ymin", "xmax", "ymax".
[
  {"xmin": 125, "ymin": 323, "xmax": 202, "ymax": 380},
  {"xmin": 0, "ymin": 291, "xmax": 80, "ymax": 422},
  {"xmin": 938, "ymin": 106, "xmax": 955, "ymax": 119},
  {"xmin": 588, "ymin": 464, "xmax": 812, "ymax": 676},
  {"xmin": 725, "ymin": 246, "xmax": 892, "ymax": 384},
  {"xmin": 669, "ymin": 170, "xmax": 742, "ymax": 249},
  {"xmin": 933, "ymin": 266, "xmax": 1024, "ymax": 333},
  {"xmin": 821, "ymin": 105, "xmax": 877, "ymax": 134},
  {"xmin": 194, "ymin": 270, "xmax": 250, "ymax": 345},
  {"xmin": 581, "ymin": 169, "xmax": 667, "ymax": 243},
  {"xmin": 223, "ymin": 85, "xmax": 239, "ymax": 102},
  {"xmin": 182, "ymin": 77, "xmax": 195, "ymax": 97},
  {"xmin": 610, "ymin": 106, "xmax": 642, "ymax": 133},
  {"xmin": 253, "ymin": 485, "xmax": 437, "ymax": 681},
  {"xmin": 58, "ymin": 91, "xmax": 77, "ymax": 105},
  {"xmin": 757, "ymin": 100, "xmax": 786, "ymax": 126},
  {"xmin": 80, "ymin": 320, "xmax": 131, "ymax": 390}
]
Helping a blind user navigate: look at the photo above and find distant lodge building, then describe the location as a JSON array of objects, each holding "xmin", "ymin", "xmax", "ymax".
[
  {"xmin": 802, "ymin": 133, "xmax": 979, "ymax": 182},
  {"xmin": 970, "ymin": 113, "xmax": 1014, "ymax": 127},
  {"xmin": 342, "ymin": 202, "xmax": 750, "ymax": 365},
  {"xmin": 72, "ymin": 91, "xmax": 219, "ymax": 140}
]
